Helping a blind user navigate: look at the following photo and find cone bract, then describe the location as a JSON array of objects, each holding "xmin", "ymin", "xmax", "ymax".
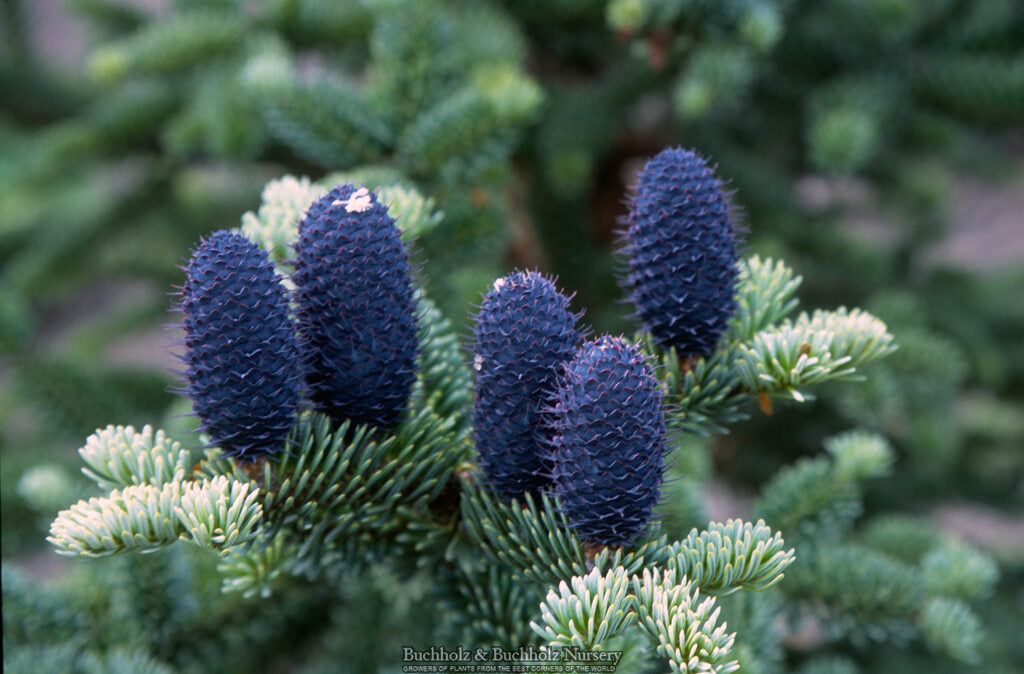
[
  {"xmin": 293, "ymin": 184, "xmax": 418, "ymax": 428},
  {"xmin": 473, "ymin": 271, "xmax": 581, "ymax": 498},
  {"xmin": 180, "ymin": 230, "xmax": 300, "ymax": 461},
  {"xmin": 552, "ymin": 335, "xmax": 666, "ymax": 546},
  {"xmin": 625, "ymin": 146, "xmax": 739, "ymax": 357}
]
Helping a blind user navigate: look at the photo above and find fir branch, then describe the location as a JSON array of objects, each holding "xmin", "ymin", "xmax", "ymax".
[
  {"xmin": 806, "ymin": 308, "xmax": 897, "ymax": 371},
  {"xmin": 459, "ymin": 484, "xmax": 589, "ymax": 585},
  {"xmin": 921, "ymin": 544, "xmax": 999, "ymax": 600},
  {"xmin": 238, "ymin": 175, "xmax": 321, "ymax": 265},
  {"xmin": 259, "ymin": 77, "xmax": 392, "ymax": 169},
  {"xmin": 471, "ymin": 62, "xmax": 544, "ymax": 125},
  {"xmin": 78, "ymin": 424, "xmax": 194, "ymax": 491},
  {"xmin": 257, "ymin": 407, "xmax": 463, "ymax": 572},
  {"xmin": 82, "ymin": 80, "xmax": 178, "ymax": 155},
  {"xmin": 667, "ymin": 520, "xmax": 795, "ymax": 595},
  {"xmin": 784, "ymin": 543, "xmax": 926, "ymax": 624},
  {"xmin": 1, "ymin": 566, "xmax": 84, "ymax": 646},
  {"xmin": 753, "ymin": 458, "xmax": 862, "ymax": 536},
  {"xmin": 49, "ymin": 483, "xmax": 183, "ymax": 557},
  {"xmin": 459, "ymin": 482, "xmax": 669, "ymax": 586},
  {"xmin": 447, "ymin": 563, "xmax": 544, "ymax": 650},
  {"xmin": 89, "ymin": 10, "xmax": 246, "ymax": 81},
  {"xmin": 823, "ymin": 430, "xmax": 894, "ymax": 482},
  {"xmin": 735, "ymin": 308, "xmax": 895, "ymax": 402},
  {"xmin": 531, "ymin": 566, "xmax": 636, "ymax": 650},
  {"xmin": 392, "ymin": 506, "xmax": 457, "ymax": 567},
  {"xmin": 48, "ymin": 476, "xmax": 261, "ymax": 557},
  {"xmin": 919, "ymin": 597, "xmax": 984, "ymax": 664},
  {"xmin": 176, "ymin": 476, "xmax": 262, "ymax": 550},
  {"xmin": 633, "ymin": 568, "xmax": 739, "ymax": 674},
  {"xmin": 367, "ymin": 4, "xmax": 461, "ymax": 129},
  {"xmin": 397, "ymin": 86, "xmax": 509, "ymax": 176},
  {"xmin": 218, "ymin": 531, "xmax": 294, "ymax": 598},
  {"xmin": 861, "ymin": 514, "xmax": 942, "ymax": 564},
  {"xmin": 715, "ymin": 591, "xmax": 785, "ymax": 673},
  {"xmin": 376, "ymin": 184, "xmax": 445, "ymax": 241},
  {"xmin": 257, "ymin": 414, "xmax": 376, "ymax": 537},
  {"xmin": 415, "ymin": 294, "xmax": 474, "ymax": 439},
  {"xmin": 730, "ymin": 255, "xmax": 802, "ymax": 342},
  {"xmin": 640, "ymin": 337, "xmax": 746, "ymax": 437}
]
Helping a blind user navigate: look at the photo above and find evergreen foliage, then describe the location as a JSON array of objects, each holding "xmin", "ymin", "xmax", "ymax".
[
  {"xmin": 4, "ymin": 1, "xmax": 1021, "ymax": 672},
  {"xmin": 26, "ymin": 172, "xmax": 992, "ymax": 673},
  {"xmin": 78, "ymin": 424, "xmax": 193, "ymax": 491}
]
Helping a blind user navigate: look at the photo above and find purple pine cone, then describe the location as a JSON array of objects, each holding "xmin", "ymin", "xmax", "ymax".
[
  {"xmin": 624, "ymin": 146, "xmax": 740, "ymax": 357},
  {"xmin": 293, "ymin": 184, "xmax": 418, "ymax": 429},
  {"xmin": 552, "ymin": 335, "xmax": 666, "ymax": 546},
  {"xmin": 180, "ymin": 230, "xmax": 301, "ymax": 461},
  {"xmin": 473, "ymin": 271, "xmax": 582, "ymax": 499}
]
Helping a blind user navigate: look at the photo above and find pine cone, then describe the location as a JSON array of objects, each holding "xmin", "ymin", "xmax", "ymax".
[
  {"xmin": 180, "ymin": 230, "xmax": 300, "ymax": 461},
  {"xmin": 293, "ymin": 184, "xmax": 418, "ymax": 429},
  {"xmin": 473, "ymin": 271, "xmax": 582, "ymax": 498},
  {"xmin": 624, "ymin": 146, "xmax": 740, "ymax": 357},
  {"xmin": 552, "ymin": 336, "xmax": 665, "ymax": 546}
]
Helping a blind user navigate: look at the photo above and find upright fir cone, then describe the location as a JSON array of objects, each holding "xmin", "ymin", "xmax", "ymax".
[
  {"xmin": 472, "ymin": 271, "xmax": 582, "ymax": 499},
  {"xmin": 293, "ymin": 184, "xmax": 418, "ymax": 429},
  {"xmin": 552, "ymin": 335, "xmax": 665, "ymax": 546},
  {"xmin": 180, "ymin": 230, "xmax": 301, "ymax": 462},
  {"xmin": 624, "ymin": 146, "xmax": 740, "ymax": 358}
]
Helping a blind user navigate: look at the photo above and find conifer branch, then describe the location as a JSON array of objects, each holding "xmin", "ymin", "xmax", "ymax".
[
  {"xmin": 919, "ymin": 597, "xmax": 984, "ymax": 664},
  {"xmin": 784, "ymin": 542, "xmax": 926, "ymax": 625},
  {"xmin": 89, "ymin": 10, "xmax": 246, "ymax": 81},
  {"xmin": 730, "ymin": 256, "xmax": 802, "ymax": 342},
  {"xmin": 667, "ymin": 520, "xmax": 795, "ymax": 595},
  {"xmin": 257, "ymin": 407, "xmax": 463, "ymax": 571},
  {"xmin": 754, "ymin": 459, "xmax": 861, "ymax": 536},
  {"xmin": 459, "ymin": 482, "xmax": 669, "ymax": 586},
  {"xmin": 218, "ymin": 532, "xmax": 294, "ymax": 598},
  {"xmin": 823, "ymin": 430, "xmax": 894, "ymax": 482},
  {"xmin": 633, "ymin": 568, "xmax": 739, "ymax": 674},
  {"xmin": 238, "ymin": 175, "xmax": 321, "ymax": 264},
  {"xmin": 754, "ymin": 430, "xmax": 894, "ymax": 536},
  {"xmin": 531, "ymin": 566, "xmax": 636, "ymax": 650},
  {"xmin": 641, "ymin": 337, "xmax": 747, "ymax": 437},
  {"xmin": 258, "ymin": 77, "xmax": 392, "ymax": 169},
  {"xmin": 446, "ymin": 563, "xmax": 542, "ymax": 650},
  {"xmin": 78, "ymin": 424, "xmax": 194, "ymax": 491},
  {"xmin": 921, "ymin": 544, "xmax": 999, "ymax": 600},
  {"xmin": 48, "ymin": 476, "xmax": 261, "ymax": 557},
  {"xmin": 736, "ymin": 308, "xmax": 895, "ymax": 402}
]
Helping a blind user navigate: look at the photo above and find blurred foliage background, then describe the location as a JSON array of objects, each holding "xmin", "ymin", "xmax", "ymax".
[{"xmin": 2, "ymin": 0, "xmax": 1022, "ymax": 672}]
